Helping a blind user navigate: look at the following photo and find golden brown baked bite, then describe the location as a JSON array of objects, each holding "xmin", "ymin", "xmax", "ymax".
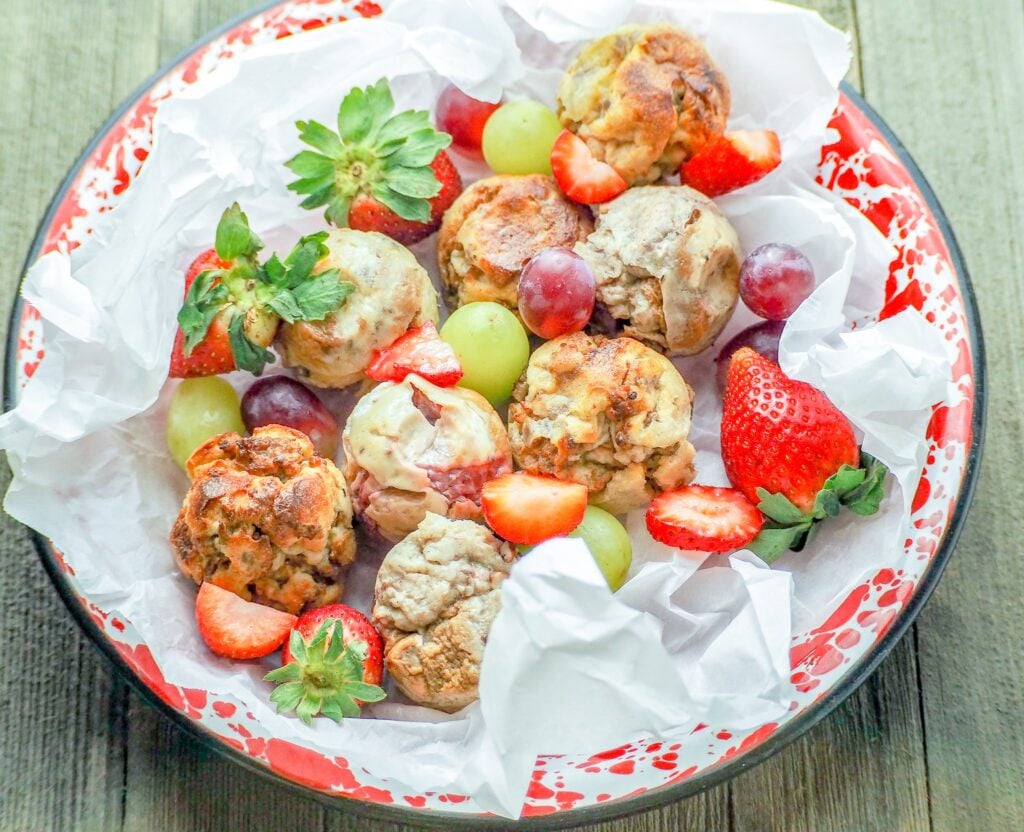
[
  {"xmin": 342, "ymin": 375, "xmax": 513, "ymax": 543},
  {"xmin": 277, "ymin": 228, "xmax": 439, "ymax": 389},
  {"xmin": 436, "ymin": 174, "xmax": 592, "ymax": 313},
  {"xmin": 372, "ymin": 513, "xmax": 516, "ymax": 712},
  {"xmin": 509, "ymin": 332, "xmax": 696, "ymax": 515},
  {"xmin": 576, "ymin": 185, "xmax": 741, "ymax": 355},
  {"xmin": 170, "ymin": 425, "xmax": 356, "ymax": 615},
  {"xmin": 557, "ymin": 23, "xmax": 730, "ymax": 184}
]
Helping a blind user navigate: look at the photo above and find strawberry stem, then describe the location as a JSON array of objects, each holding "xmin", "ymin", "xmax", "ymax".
[
  {"xmin": 265, "ymin": 621, "xmax": 386, "ymax": 725},
  {"xmin": 748, "ymin": 452, "xmax": 889, "ymax": 563},
  {"xmin": 287, "ymin": 78, "xmax": 452, "ymax": 226}
]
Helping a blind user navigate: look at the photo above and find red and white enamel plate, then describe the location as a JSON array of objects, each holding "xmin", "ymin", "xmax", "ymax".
[{"xmin": 6, "ymin": 0, "xmax": 984, "ymax": 826}]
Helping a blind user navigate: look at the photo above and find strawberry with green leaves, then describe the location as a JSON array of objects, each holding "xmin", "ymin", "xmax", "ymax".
[
  {"xmin": 171, "ymin": 204, "xmax": 355, "ymax": 378},
  {"xmin": 265, "ymin": 604, "xmax": 386, "ymax": 724},
  {"xmin": 287, "ymin": 78, "xmax": 462, "ymax": 245},
  {"xmin": 720, "ymin": 348, "xmax": 888, "ymax": 562}
]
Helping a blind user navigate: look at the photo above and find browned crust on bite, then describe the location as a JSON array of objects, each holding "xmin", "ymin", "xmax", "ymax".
[
  {"xmin": 508, "ymin": 332, "xmax": 697, "ymax": 515},
  {"xmin": 575, "ymin": 185, "xmax": 741, "ymax": 356},
  {"xmin": 557, "ymin": 23, "xmax": 730, "ymax": 184},
  {"xmin": 170, "ymin": 425, "xmax": 356, "ymax": 615},
  {"xmin": 436, "ymin": 174, "xmax": 593, "ymax": 313},
  {"xmin": 372, "ymin": 514, "xmax": 515, "ymax": 712}
]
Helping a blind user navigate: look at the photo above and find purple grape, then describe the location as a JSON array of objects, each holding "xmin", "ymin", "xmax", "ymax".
[
  {"xmin": 739, "ymin": 243, "xmax": 815, "ymax": 321},
  {"xmin": 241, "ymin": 376, "xmax": 339, "ymax": 458},
  {"xmin": 518, "ymin": 247, "xmax": 596, "ymax": 339},
  {"xmin": 715, "ymin": 320, "xmax": 785, "ymax": 392}
]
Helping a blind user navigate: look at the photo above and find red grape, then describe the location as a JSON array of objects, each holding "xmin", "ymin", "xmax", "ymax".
[
  {"xmin": 715, "ymin": 320, "xmax": 784, "ymax": 392},
  {"xmin": 517, "ymin": 248, "xmax": 596, "ymax": 340},
  {"xmin": 241, "ymin": 376, "xmax": 339, "ymax": 458},
  {"xmin": 739, "ymin": 243, "xmax": 815, "ymax": 321},
  {"xmin": 436, "ymin": 85, "xmax": 501, "ymax": 160}
]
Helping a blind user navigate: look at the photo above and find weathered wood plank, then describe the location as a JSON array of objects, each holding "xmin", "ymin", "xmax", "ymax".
[
  {"xmin": 731, "ymin": 638, "xmax": 931, "ymax": 832},
  {"xmin": 121, "ymin": 694, "xmax": 324, "ymax": 832},
  {"xmin": 0, "ymin": 471, "xmax": 127, "ymax": 832},
  {"xmin": 855, "ymin": 1, "xmax": 1024, "ymax": 831},
  {"xmin": 0, "ymin": 2, "xmax": 160, "ymax": 830}
]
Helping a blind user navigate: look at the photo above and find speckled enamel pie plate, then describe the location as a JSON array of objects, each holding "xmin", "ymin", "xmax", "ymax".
[{"xmin": 5, "ymin": 0, "xmax": 985, "ymax": 827}]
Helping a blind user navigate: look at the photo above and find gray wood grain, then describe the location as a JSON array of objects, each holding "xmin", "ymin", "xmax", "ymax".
[
  {"xmin": 0, "ymin": 0, "xmax": 1020, "ymax": 830},
  {"xmin": 856, "ymin": 1, "xmax": 1024, "ymax": 831},
  {"xmin": 732, "ymin": 638, "xmax": 931, "ymax": 832}
]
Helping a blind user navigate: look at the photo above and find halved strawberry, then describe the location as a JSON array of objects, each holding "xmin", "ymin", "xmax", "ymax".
[
  {"xmin": 287, "ymin": 79, "xmax": 463, "ymax": 245},
  {"xmin": 195, "ymin": 582, "xmax": 297, "ymax": 660},
  {"xmin": 550, "ymin": 129, "xmax": 628, "ymax": 205},
  {"xmin": 646, "ymin": 485, "xmax": 763, "ymax": 553},
  {"xmin": 365, "ymin": 320, "xmax": 463, "ymax": 386},
  {"xmin": 266, "ymin": 604, "xmax": 386, "ymax": 724},
  {"xmin": 481, "ymin": 472, "xmax": 588, "ymax": 545},
  {"xmin": 680, "ymin": 129, "xmax": 782, "ymax": 197},
  {"xmin": 170, "ymin": 204, "xmax": 355, "ymax": 378}
]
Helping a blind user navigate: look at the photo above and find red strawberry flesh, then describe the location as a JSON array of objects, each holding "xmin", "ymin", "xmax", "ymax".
[
  {"xmin": 365, "ymin": 320, "xmax": 463, "ymax": 386},
  {"xmin": 680, "ymin": 129, "xmax": 781, "ymax": 198},
  {"xmin": 646, "ymin": 485, "xmax": 763, "ymax": 553},
  {"xmin": 195, "ymin": 582, "xmax": 297, "ymax": 660},
  {"xmin": 481, "ymin": 472, "xmax": 588, "ymax": 545},
  {"xmin": 550, "ymin": 129, "xmax": 628, "ymax": 205}
]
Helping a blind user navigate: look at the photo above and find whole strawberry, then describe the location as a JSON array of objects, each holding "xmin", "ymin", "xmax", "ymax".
[
  {"xmin": 287, "ymin": 78, "xmax": 462, "ymax": 245},
  {"xmin": 721, "ymin": 348, "xmax": 887, "ymax": 561},
  {"xmin": 265, "ymin": 604, "xmax": 385, "ymax": 724},
  {"xmin": 170, "ymin": 204, "xmax": 356, "ymax": 378}
]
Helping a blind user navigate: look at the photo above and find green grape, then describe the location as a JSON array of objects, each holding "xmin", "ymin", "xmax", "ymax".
[
  {"xmin": 167, "ymin": 377, "xmax": 245, "ymax": 469},
  {"xmin": 569, "ymin": 506, "xmax": 633, "ymax": 591},
  {"xmin": 439, "ymin": 302, "xmax": 530, "ymax": 406},
  {"xmin": 481, "ymin": 100, "xmax": 562, "ymax": 175}
]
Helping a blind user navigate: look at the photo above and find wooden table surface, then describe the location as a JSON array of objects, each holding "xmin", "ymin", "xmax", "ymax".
[{"xmin": 1, "ymin": 1, "xmax": 1021, "ymax": 830}]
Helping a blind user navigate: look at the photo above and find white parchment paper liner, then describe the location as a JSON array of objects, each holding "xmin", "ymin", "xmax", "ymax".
[{"xmin": 0, "ymin": 0, "xmax": 951, "ymax": 817}]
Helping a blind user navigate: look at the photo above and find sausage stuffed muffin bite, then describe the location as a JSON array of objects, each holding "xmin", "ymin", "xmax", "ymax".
[
  {"xmin": 278, "ymin": 228, "xmax": 439, "ymax": 388},
  {"xmin": 170, "ymin": 425, "xmax": 357, "ymax": 615},
  {"xmin": 576, "ymin": 185, "xmax": 741, "ymax": 355},
  {"xmin": 437, "ymin": 174, "xmax": 592, "ymax": 313},
  {"xmin": 343, "ymin": 375, "xmax": 513, "ymax": 542},
  {"xmin": 509, "ymin": 332, "xmax": 696, "ymax": 515},
  {"xmin": 557, "ymin": 23, "xmax": 730, "ymax": 185},
  {"xmin": 373, "ymin": 513, "xmax": 516, "ymax": 712}
]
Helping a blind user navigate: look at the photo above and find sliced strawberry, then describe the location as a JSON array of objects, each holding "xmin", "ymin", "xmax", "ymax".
[
  {"xmin": 365, "ymin": 321, "xmax": 463, "ymax": 386},
  {"xmin": 195, "ymin": 582, "xmax": 297, "ymax": 660},
  {"xmin": 481, "ymin": 472, "xmax": 588, "ymax": 545},
  {"xmin": 266, "ymin": 604, "xmax": 386, "ymax": 724},
  {"xmin": 647, "ymin": 485, "xmax": 763, "ymax": 553},
  {"xmin": 550, "ymin": 129, "xmax": 628, "ymax": 205},
  {"xmin": 288, "ymin": 79, "xmax": 463, "ymax": 245},
  {"xmin": 680, "ymin": 129, "xmax": 782, "ymax": 198}
]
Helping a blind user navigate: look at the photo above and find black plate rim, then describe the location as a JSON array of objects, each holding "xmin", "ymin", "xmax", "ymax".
[{"xmin": 3, "ymin": 5, "xmax": 987, "ymax": 827}]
